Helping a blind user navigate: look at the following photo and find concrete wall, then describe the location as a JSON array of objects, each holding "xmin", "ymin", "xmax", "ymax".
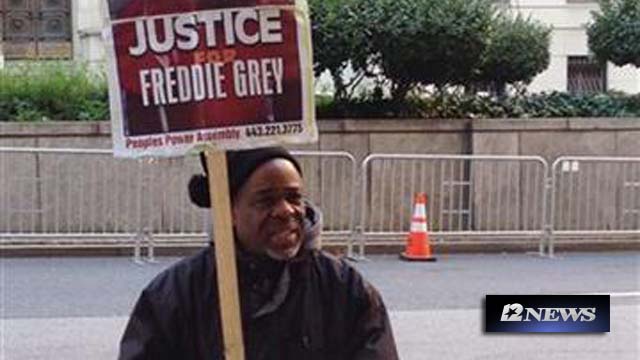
[
  {"xmin": 472, "ymin": 118, "xmax": 640, "ymax": 233},
  {"xmin": 470, "ymin": 118, "xmax": 640, "ymax": 159},
  {"xmin": 1, "ymin": 118, "xmax": 639, "ymax": 235}
]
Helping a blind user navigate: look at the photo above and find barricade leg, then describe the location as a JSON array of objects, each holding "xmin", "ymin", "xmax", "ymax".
[
  {"xmin": 349, "ymin": 228, "xmax": 369, "ymax": 262},
  {"xmin": 548, "ymin": 230, "xmax": 556, "ymax": 258},
  {"xmin": 346, "ymin": 232, "xmax": 355, "ymax": 260},
  {"xmin": 133, "ymin": 233, "xmax": 144, "ymax": 265},
  {"xmin": 145, "ymin": 230, "xmax": 158, "ymax": 263}
]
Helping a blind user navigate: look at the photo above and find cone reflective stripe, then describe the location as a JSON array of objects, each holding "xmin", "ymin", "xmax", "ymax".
[
  {"xmin": 410, "ymin": 197, "xmax": 428, "ymax": 232},
  {"xmin": 410, "ymin": 218, "xmax": 428, "ymax": 233},
  {"xmin": 401, "ymin": 193, "xmax": 436, "ymax": 262}
]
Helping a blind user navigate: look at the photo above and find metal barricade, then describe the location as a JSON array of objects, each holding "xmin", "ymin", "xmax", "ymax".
[
  {"xmin": 0, "ymin": 147, "xmax": 358, "ymax": 254},
  {"xmin": 358, "ymin": 154, "xmax": 550, "ymax": 258},
  {"xmin": 291, "ymin": 151, "xmax": 358, "ymax": 249},
  {"xmin": 0, "ymin": 147, "xmax": 209, "ymax": 253},
  {"xmin": 549, "ymin": 156, "xmax": 640, "ymax": 256},
  {"xmin": 9, "ymin": 146, "xmax": 639, "ymax": 258}
]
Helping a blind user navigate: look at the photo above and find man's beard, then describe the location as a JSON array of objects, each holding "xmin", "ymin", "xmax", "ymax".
[
  {"xmin": 265, "ymin": 237, "xmax": 302, "ymax": 260},
  {"xmin": 265, "ymin": 217, "xmax": 303, "ymax": 260}
]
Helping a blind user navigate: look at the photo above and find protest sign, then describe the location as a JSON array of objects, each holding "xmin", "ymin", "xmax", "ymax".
[
  {"xmin": 104, "ymin": 0, "xmax": 316, "ymax": 158},
  {"xmin": 104, "ymin": 1, "xmax": 316, "ymax": 359}
]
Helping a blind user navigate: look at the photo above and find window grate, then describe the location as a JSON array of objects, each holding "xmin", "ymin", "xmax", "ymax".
[
  {"xmin": 567, "ymin": 56, "xmax": 607, "ymax": 95},
  {"xmin": 1, "ymin": 0, "xmax": 71, "ymax": 59}
]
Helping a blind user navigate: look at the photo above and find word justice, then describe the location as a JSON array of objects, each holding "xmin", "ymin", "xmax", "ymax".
[
  {"xmin": 139, "ymin": 57, "xmax": 284, "ymax": 106},
  {"xmin": 129, "ymin": 8, "xmax": 283, "ymax": 56}
]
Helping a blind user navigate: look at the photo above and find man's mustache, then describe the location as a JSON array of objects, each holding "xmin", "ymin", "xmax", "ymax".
[{"xmin": 268, "ymin": 212, "xmax": 304, "ymax": 230}]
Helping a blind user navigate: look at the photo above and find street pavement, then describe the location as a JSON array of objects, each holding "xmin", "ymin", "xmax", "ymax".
[{"xmin": 1, "ymin": 251, "xmax": 639, "ymax": 359}]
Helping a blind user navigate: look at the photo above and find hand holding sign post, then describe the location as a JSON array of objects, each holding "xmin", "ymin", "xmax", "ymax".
[{"xmin": 104, "ymin": 1, "xmax": 316, "ymax": 358}]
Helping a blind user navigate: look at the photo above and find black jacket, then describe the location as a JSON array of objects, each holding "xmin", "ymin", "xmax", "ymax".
[{"xmin": 119, "ymin": 205, "xmax": 398, "ymax": 359}]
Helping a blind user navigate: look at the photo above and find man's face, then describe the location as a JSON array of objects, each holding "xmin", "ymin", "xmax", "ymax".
[{"xmin": 232, "ymin": 159, "xmax": 305, "ymax": 260}]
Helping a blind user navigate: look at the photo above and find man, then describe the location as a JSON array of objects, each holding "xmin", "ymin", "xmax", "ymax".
[{"xmin": 119, "ymin": 147, "xmax": 398, "ymax": 359}]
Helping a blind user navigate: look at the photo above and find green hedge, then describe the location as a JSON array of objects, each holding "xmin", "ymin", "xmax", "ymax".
[
  {"xmin": 317, "ymin": 91, "xmax": 640, "ymax": 119},
  {"xmin": 1, "ymin": 63, "xmax": 639, "ymax": 121},
  {"xmin": 0, "ymin": 62, "xmax": 109, "ymax": 121}
]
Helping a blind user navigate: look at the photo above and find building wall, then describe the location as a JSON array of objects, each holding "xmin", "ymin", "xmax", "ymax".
[{"xmin": 514, "ymin": 0, "xmax": 640, "ymax": 93}]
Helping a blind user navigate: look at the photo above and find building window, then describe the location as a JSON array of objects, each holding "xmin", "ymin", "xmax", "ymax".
[
  {"xmin": 567, "ymin": 56, "xmax": 607, "ymax": 95},
  {"xmin": 1, "ymin": 0, "xmax": 72, "ymax": 59}
]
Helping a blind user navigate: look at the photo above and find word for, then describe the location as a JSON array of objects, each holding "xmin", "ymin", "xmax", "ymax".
[{"xmin": 193, "ymin": 49, "xmax": 236, "ymax": 64}]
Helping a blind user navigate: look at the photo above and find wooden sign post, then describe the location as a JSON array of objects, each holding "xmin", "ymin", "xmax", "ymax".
[{"xmin": 205, "ymin": 150, "xmax": 245, "ymax": 359}]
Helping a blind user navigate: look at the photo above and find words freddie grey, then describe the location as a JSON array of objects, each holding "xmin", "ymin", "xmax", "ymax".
[
  {"xmin": 126, "ymin": 8, "xmax": 289, "ymax": 107},
  {"xmin": 138, "ymin": 58, "xmax": 284, "ymax": 106}
]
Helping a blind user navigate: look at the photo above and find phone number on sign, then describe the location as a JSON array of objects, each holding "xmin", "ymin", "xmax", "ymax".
[{"xmin": 245, "ymin": 123, "xmax": 303, "ymax": 138}]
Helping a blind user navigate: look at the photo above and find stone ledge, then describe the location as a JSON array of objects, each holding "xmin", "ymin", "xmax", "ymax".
[
  {"xmin": 0, "ymin": 121, "xmax": 109, "ymax": 136},
  {"xmin": 567, "ymin": 118, "xmax": 640, "ymax": 130},
  {"xmin": 472, "ymin": 118, "xmax": 568, "ymax": 131},
  {"xmin": 471, "ymin": 117, "xmax": 640, "ymax": 131},
  {"xmin": 318, "ymin": 118, "xmax": 472, "ymax": 133},
  {"xmin": 1, "ymin": 118, "xmax": 639, "ymax": 136}
]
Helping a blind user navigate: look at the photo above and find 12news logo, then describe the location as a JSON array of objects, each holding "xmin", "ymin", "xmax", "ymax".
[
  {"xmin": 485, "ymin": 295, "xmax": 610, "ymax": 333},
  {"xmin": 500, "ymin": 303, "xmax": 596, "ymax": 322}
]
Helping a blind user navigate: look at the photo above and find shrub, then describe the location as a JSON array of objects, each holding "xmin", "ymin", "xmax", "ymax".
[
  {"xmin": 0, "ymin": 62, "xmax": 109, "ymax": 121},
  {"xmin": 313, "ymin": 0, "xmax": 555, "ymax": 102},
  {"xmin": 587, "ymin": 0, "xmax": 640, "ymax": 67},
  {"xmin": 369, "ymin": 0, "xmax": 495, "ymax": 101},
  {"xmin": 309, "ymin": 0, "xmax": 375, "ymax": 102},
  {"xmin": 476, "ymin": 13, "xmax": 551, "ymax": 96}
]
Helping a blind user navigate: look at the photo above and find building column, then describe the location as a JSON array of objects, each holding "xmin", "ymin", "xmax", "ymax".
[{"xmin": 72, "ymin": 0, "xmax": 107, "ymax": 64}]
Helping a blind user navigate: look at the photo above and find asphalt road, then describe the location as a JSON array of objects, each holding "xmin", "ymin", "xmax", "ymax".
[{"xmin": 1, "ymin": 251, "xmax": 639, "ymax": 359}]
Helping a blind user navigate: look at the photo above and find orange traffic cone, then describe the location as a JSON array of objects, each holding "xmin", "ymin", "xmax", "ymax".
[{"xmin": 400, "ymin": 193, "xmax": 437, "ymax": 261}]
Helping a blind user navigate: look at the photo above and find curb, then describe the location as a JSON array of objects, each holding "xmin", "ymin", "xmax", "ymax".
[{"xmin": 2, "ymin": 241, "xmax": 639, "ymax": 258}]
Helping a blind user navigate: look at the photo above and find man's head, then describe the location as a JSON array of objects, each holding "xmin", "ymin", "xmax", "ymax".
[{"xmin": 189, "ymin": 147, "xmax": 305, "ymax": 260}]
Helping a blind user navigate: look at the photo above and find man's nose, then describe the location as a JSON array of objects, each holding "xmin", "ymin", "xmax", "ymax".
[{"xmin": 270, "ymin": 198, "xmax": 297, "ymax": 218}]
